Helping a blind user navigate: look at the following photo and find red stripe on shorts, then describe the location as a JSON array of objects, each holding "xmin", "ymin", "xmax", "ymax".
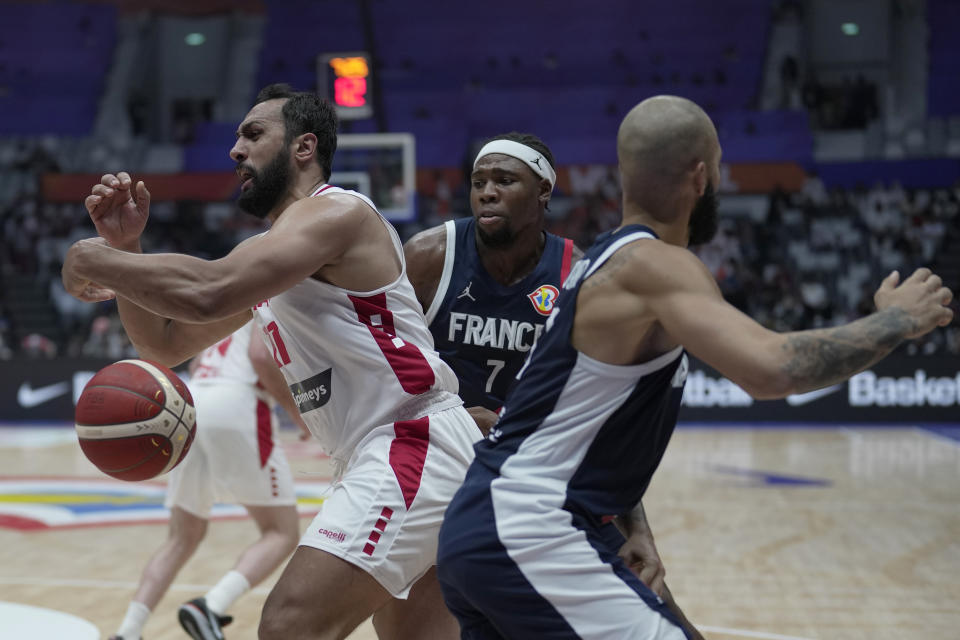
[
  {"xmin": 256, "ymin": 399, "xmax": 273, "ymax": 467},
  {"xmin": 388, "ymin": 416, "xmax": 430, "ymax": 510}
]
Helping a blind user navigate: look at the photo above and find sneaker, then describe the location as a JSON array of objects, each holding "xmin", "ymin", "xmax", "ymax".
[{"xmin": 177, "ymin": 597, "xmax": 233, "ymax": 640}]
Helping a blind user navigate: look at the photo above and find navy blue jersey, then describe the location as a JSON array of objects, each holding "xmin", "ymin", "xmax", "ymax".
[
  {"xmin": 472, "ymin": 224, "xmax": 688, "ymax": 518},
  {"xmin": 425, "ymin": 217, "xmax": 574, "ymax": 411}
]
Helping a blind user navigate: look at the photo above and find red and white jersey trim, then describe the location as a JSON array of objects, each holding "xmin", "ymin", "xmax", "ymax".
[{"xmin": 251, "ymin": 187, "xmax": 461, "ymax": 460}]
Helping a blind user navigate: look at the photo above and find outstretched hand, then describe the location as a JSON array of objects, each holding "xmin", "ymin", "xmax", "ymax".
[
  {"xmin": 874, "ymin": 268, "xmax": 954, "ymax": 339},
  {"xmin": 85, "ymin": 172, "xmax": 150, "ymax": 251},
  {"xmin": 62, "ymin": 237, "xmax": 116, "ymax": 302}
]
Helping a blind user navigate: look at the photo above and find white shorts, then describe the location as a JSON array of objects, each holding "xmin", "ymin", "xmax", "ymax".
[
  {"xmin": 165, "ymin": 382, "xmax": 296, "ymax": 517},
  {"xmin": 299, "ymin": 405, "xmax": 481, "ymax": 598}
]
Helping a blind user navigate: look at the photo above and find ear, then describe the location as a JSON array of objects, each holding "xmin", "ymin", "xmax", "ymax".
[
  {"xmin": 537, "ymin": 178, "xmax": 553, "ymax": 205},
  {"xmin": 692, "ymin": 160, "xmax": 707, "ymax": 196},
  {"xmin": 294, "ymin": 132, "xmax": 318, "ymax": 164}
]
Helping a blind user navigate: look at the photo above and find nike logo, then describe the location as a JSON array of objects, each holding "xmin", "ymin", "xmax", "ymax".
[
  {"xmin": 786, "ymin": 383, "xmax": 843, "ymax": 406},
  {"xmin": 17, "ymin": 381, "xmax": 71, "ymax": 408}
]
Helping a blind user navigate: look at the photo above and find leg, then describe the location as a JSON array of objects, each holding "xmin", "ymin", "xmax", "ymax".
[
  {"xmin": 372, "ymin": 566, "xmax": 459, "ymax": 640},
  {"xmin": 132, "ymin": 506, "xmax": 207, "ymax": 609},
  {"xmin": 116, "ymin": 508, "xmax": 206, "ymax": 640},
  {"xmin": 232, "ymin": 503, "xmax": 300, "ymax": 586},
  {"xmin": 181, "ymin": 504, "xmax": 300, "ymax": 638},
  {"xmin": 258, "ymin": 545, "xmax": 394, "ymax": 640}
]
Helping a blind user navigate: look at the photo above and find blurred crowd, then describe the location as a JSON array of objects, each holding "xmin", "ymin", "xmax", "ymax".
[
  {"xmin": 696, "ymin": 173, "xmax": 959, "ymax": 355},
  {"xmin": 0, "ymin": 139, "xmax": 957, "ymax": 360}
]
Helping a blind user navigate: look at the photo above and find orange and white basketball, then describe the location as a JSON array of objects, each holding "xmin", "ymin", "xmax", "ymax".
[{"xmin": 74, "ymin": 359, "xmax": 196, "ymax": 481}]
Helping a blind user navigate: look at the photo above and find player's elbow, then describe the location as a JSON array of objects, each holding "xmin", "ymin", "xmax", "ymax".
[
  {"xmin": 739, "ymin": 369, "xmax": 794, "ymax": 400},
  {"xmin": 133, "ymin": 343, "xmax": 191, "ymax": 368}
]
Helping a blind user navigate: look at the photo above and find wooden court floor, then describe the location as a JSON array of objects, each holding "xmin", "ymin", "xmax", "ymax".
[{"xmin": 0, "ymin": 423, "xmax": 957, "ymax": 640}]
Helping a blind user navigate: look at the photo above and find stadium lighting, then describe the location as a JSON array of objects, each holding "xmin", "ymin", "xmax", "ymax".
[
  {"xmin": 185, "ymin": 32, "xmax": 206, "ymax": 46},
  {"xmin": 841, "ymin": 22, "xmax": 860, "ymax": 36}
]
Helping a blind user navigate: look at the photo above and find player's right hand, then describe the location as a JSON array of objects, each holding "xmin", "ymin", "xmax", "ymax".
[
  {"xmin": 874, "ymin": 268, "xmax": 954, "ymax": 339},
  {"xmin": 85, "ymin": 172, "xmax": 150, "ymax": 251}
]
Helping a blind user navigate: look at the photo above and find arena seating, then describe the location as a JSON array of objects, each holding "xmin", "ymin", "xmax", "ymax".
[{"xmin": 0, "ymin": 2, "xmax": 117, "ymax": 135}]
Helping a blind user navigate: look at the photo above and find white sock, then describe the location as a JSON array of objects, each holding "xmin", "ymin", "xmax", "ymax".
[
  {"xmin": 204, "ymin": 570, "xmax": 251, "ymax": 615},
  {"xmin": 116, "ymin": 601, "xmax": 150, "ymax": 640}
]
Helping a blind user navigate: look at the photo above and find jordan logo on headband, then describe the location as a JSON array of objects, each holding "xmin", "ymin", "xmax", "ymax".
[{"xmin": 474, "ymin": 139, "xmax": 556, "ymax": 189}]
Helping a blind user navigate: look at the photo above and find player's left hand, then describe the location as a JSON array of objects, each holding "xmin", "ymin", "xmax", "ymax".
[
  {"xmin": 465, "ymin": 406, "xmax": 499, "ymax": 438},
  {"xmin": 293, "ymin": 415, "xmax": 312, "ymax": 441},
  {"xmin": 62, "ymin": 238, "xmax": 116, "ymax": 302},
  {"xmin": 618, "ymin": 530, "xmax": 666, "ymax": 597}
]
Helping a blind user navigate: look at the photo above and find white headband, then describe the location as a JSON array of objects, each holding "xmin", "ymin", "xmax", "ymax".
[{"xmin": 474, "ymin": 139, "xmax": 556, "ymax": 188}]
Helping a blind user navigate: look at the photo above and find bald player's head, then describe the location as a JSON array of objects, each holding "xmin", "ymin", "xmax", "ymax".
[{"xmin": 617, "ymin": 96, "xmax": 721, "ymax": 245}]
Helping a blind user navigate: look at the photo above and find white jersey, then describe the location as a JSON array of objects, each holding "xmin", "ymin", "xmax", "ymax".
[
  {"xmin": 251, "ymin": 186, "xmax": 462, "ymax": 460},
  {"xmin": 191, "ymin": 321, "xmax": 258, "ymax": 387}
]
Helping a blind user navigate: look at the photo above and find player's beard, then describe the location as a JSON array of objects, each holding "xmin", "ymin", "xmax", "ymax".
[
  {"xmin": 475, "ymin": 222, "xmax": 515, "ymax": 249},
  {"xmin": 687, "ymin": 181, "xmax": 719, "ymax": 246},
  {"xmin": 236, "ymin": 147, "xmax": 291, "ymax": 219}
]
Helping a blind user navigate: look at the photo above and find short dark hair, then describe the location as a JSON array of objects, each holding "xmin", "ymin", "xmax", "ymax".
[
  {"xmin": 483, "ymin": 132, "xmax": 557, "ymax": 172},
  {"xmin": 254, "ymin": 83, "xmax": 338, "ymax": 180}
]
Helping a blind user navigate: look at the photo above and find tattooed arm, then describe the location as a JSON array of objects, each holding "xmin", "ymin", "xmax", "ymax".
[
  {"xmin": 778, "ymin": 305, "xmax": 912, "ymax": 392},
  {"xmin": 617, "ymin": 242, "xmax": 953, "ymax": 398}
]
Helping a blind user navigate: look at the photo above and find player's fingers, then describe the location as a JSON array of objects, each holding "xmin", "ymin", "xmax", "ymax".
[
  {"xmin": 925, "ymin": 274, "xmax": 942, "ymax": 291},
  {"xmin": 117, "ymin": 171, "xmax": 132, "ymax": 189},
  {"xmin": 81, "ymin": 286, "xmax": 116, "ymax": 302},
  {"xmin": 135, "ymin": 180, "xmax": 151, "ymax": 209},
  {"xmin": 940, "ymin": 287, "xmax": 954, "ymax": 306},
  {"xmin": 938, "ymin": 305, "xmax": 954, "ymax": 327},
  {"xmin": 636, "ymin": 562, "xmax": 657, "ymax": 585},
  {"xmin": 649, "ymin": 574, "xmax": 666, "ymax": 598},
  {"xmin": 636, "ymin": 563, "xmax": 666, "ymax": 596},
  {"xmin": 100, "ymin": 173, "xmax": 119, "ymax": 187},
  {"xmin": 879, "ymin": 270, "xmax": 900, "ymax": 291},
  {"xmin": 89, "ymin": 185, "xmax": 118, "ymax": 207},
  {"xmin": 906, "ymin": 267, "xmax": 932, "ymax": 283},
  {"xmin": 84, "ymin": 194, "xmax": 102, "ymax": 215}
]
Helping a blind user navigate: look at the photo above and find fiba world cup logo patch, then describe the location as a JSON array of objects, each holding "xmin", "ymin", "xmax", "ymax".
[{"xmin": 527, "ymin": 284, "xmax": 560, "ymax": 316}]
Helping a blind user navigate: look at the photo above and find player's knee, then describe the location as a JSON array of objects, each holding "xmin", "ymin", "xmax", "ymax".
[
  {"xmin": 258, "ymin": 598, "xmax": 293, "ymax": 639},
  {"xmin": 259, "ymin": 585, "xmax": 307, "ymax": 639},
  {"xmin": 170, "ymin": 520, "xmax": 207, "ymax": 552}
]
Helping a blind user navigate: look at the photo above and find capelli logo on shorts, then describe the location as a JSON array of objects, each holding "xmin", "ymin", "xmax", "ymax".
[
  {"xmin": 289, "ymin": 369, "xmax": 332, "ymax": 412},
  {"xmin": 317, "ymin": 527, "xmax": 346, "ymax": 543}
]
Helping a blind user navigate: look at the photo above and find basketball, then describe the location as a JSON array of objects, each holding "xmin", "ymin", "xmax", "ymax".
[{"xmin": 74, "ymin": 359, "xmax": 197, "ymax": 481}]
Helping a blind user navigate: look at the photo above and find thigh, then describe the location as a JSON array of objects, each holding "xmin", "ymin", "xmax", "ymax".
[
  {"xmin": 164, "ymin": 426, "xmax": 213, "ymax": 517},
  {"xmin": 372, "ymin": 566, "xmax": 460, "ymax": 640},
  {"xmin": 262, "ymin": 545, "xmax": 393, "ymax": 639}
]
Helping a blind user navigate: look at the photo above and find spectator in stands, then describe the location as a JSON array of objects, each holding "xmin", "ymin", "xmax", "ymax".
[
  {"xmin": 81, "ymin": 313, "xmax": 136, "ymax": 360},
  {"xmin": 49, "ymin": 263, "xmax": 97, "ymax": 338},
  {"xmin": 21, "ymin": 333, "xmax": 57, "ymax": 359},
  {"xmin": 799, "ymin": 170, "xmax": 829, "ymax": 207},
  {"xmin": 0, "ymin": 307, "xmax": 12, "ymax": 360}
]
